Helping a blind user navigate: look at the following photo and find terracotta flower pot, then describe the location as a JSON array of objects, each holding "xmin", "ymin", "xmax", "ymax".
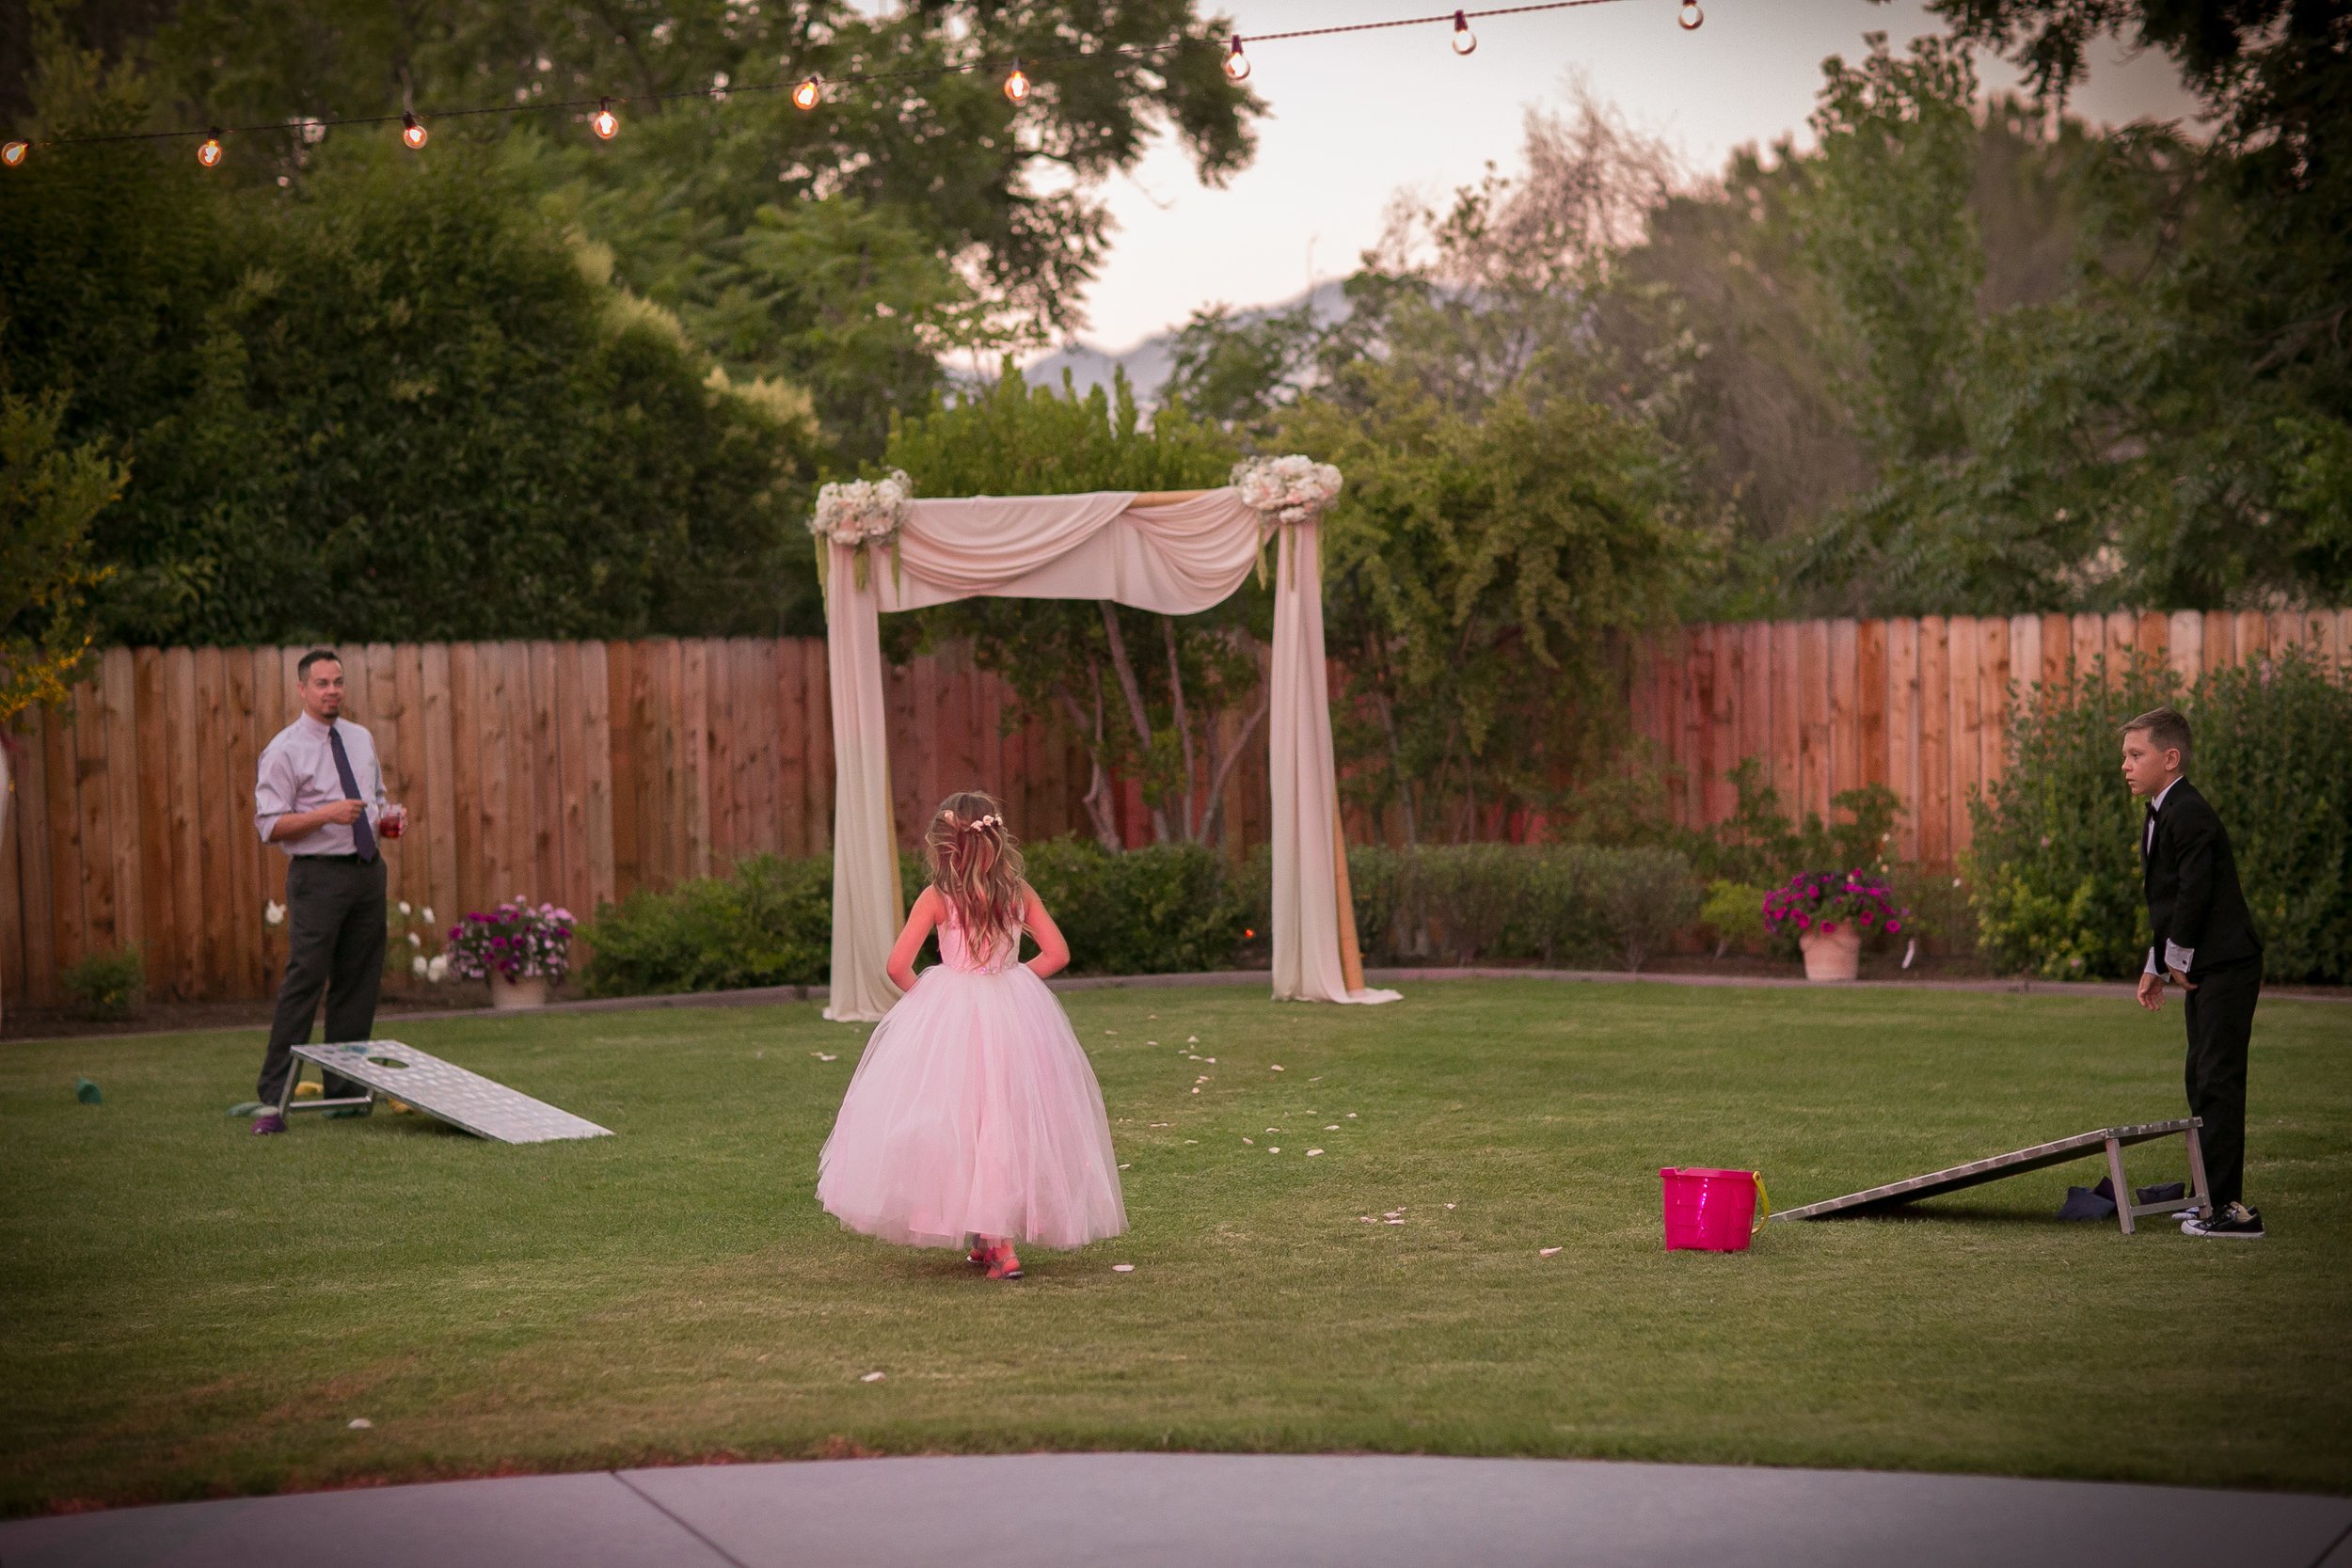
[
  {"xmin": 1799, "ymin": 923, "xmax": 1863, "ymax": 982},
  {"xmin": 489, "ymin": 974, "xmax": 549, "ymax": 1010}
]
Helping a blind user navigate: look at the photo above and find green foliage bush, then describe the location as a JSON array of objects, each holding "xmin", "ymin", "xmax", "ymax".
[
  {"xmin": 580, "ymin": 854, "xmax": 832, "ymax": 996},
  {"xmin": 1022, "ymin": 838, "xmax": 1248, "ymax": 976},
  {"xmin": 1699, "ymin": 880, "xmax": 1769, "ymax": 957},
  {"xmin": 1334, "ymin": 843, "xmax": 1701, "ymax": 974},
  {"xmin": 1967, "ymin": 651, "xmax": 2352, "ymax": 982},
  {"xmin": 2191, "ymin": 655, "xmax": 2352, "ymax": 982},
  {"xmin": 60, "ymin": 943, "xmax": 145, "ymax": 1020}
]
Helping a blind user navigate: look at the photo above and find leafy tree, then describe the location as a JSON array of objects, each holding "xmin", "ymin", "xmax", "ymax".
[
  {"xmin": 882, "ymin": 369, "xmax": 1253, "ymax": 849},
  {"xmin": 0, "ymin": 385, "xmax": 122, "ymax": 1033},
  {"xmin": 80, "ymin": 0, "xmax": 1263, "ymax": 456},
  {"xmin": 0, "ymin": 388, "xmax": 120, "ymax": 722},
  {"xmin": 2, "ymin": 39, "xmax": 821, "ymax": 644},
  {"xmin": 1279, "ymin": 369, "xmax": 1695, "ymax": 845}
]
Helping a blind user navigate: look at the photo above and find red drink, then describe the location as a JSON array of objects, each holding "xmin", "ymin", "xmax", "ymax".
[{"xmin": 379, "ymin": 803, "xmax": 407, "ymax": 840}]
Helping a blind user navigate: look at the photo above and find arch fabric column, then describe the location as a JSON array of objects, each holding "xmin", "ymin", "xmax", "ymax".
[
  {"xmin": 1268, "ymin": 519, "xmax": 1400, "ymax": 1006},
  {"xmin": 823, "ymin": 541, "xmax": 903, "ymax": 1022}
]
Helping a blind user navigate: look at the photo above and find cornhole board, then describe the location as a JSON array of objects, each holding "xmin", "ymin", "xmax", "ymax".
[
  {"xmin": 280, "ymin": 1039, "xmax": 612, "ymax": 1144},
  {"xmin": 1771, "ymin": 1118, "xmax": 2208, "ymax": 1236}
]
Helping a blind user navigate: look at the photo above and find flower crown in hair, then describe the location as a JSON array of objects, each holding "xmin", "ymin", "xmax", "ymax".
[{"xmin": 944, "ymin": 811, "xmax": 1004, "ymax": 832}]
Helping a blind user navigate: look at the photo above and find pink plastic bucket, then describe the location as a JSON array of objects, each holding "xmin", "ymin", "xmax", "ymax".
[{"xmin": 1660, "ymin": 1167, "xmax": 1769, "ymax": 1252}]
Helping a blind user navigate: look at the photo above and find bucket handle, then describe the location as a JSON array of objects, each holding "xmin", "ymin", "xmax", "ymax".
[{"xmin": 1752, "ymin": 1173, "xmax": 1772, "ymax": 1231}]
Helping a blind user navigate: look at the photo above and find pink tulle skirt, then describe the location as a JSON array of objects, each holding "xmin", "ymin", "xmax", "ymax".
[{"xmin": 816, "ymin": 962, "xmax": 1127, "ymax": 1250}]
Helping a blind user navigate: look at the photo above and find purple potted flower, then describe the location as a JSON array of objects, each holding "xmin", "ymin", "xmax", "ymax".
[
  {"xmin": 444, "ymin": 899, "xmax": 576, "ymax": 1008},
  {"xmin": 1761, "ymin": 869, "xmax": 1907, "ymax": 983}
]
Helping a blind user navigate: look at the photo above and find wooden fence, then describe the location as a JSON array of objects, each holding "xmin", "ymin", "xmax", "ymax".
[
  {"xmin": 0, "ymin": 640, "xmax": 1154, "ymax": 1007},
  {"xmin": 1626, "ymin": 609, "xmax": 2352, "ymax": 865},
  {"xmin": 5, "ymin": 610, "xmax": 2344, "ymax": 1006}
]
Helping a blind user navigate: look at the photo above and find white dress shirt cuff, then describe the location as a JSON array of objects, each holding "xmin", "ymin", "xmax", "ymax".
[
  {"xmin": 2145, "ymin": 947, "xmax": 2160, "ymax": 976},
  {"xmin": 2163, "ymin": 940, "xmax": 2194, "ymax": 974}
]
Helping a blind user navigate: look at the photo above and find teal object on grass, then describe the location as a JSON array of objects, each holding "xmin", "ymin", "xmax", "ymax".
[
  {"xmin": 74, "ymin": 1077, "xmax": 102, "ymax": 1105},
  {"xmin": 228, "ymin": 1101, "xmax": 265, "ymax": 1117}
]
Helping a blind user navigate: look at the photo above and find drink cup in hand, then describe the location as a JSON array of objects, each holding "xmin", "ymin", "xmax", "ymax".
[{"xmin": 379, "ymin": 803, "xmax": 406, "ymax": 840}]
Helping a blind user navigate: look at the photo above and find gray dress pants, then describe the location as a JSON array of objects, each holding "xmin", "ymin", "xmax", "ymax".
[{"xmin": 257, "ymin": 855, "xmax": 387, "ymax": 1105}]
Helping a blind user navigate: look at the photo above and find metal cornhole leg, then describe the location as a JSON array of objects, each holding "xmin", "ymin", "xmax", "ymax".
[{"xmin": 275, "ymin": 1053, "xmax": 375, "ymax": 1118}]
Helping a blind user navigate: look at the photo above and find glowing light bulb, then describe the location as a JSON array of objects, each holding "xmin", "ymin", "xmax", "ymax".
[
  {"xmin": 1, "ymin": 139, "xmax": 27, "ymax": 168},
  {"xmin": 1222, "ymin": 36, "xmax": 1250, "ymax": 82},
  {"xmin": 1678, "ymin": 1, "xmax": 1704, "ymax": 29},
  {"xmin": 1451, "ymin": 9, "xmax": 1477, "ymax": 55},
  {"xmin": 591, "ymin": 99, "xmax": 619, "ymax": 139},
  {"xmin": 792, "ymin": 75, "xmax": 821, "ymax": 111},
  {"xmin": 401, "ymin": 111, "xmax": 428, "ymax": 150},
  {"xmin": 1003, "ymin": 59, "xmax": 1029, "ymax": 103},
  {"xmin": 198, "ymin": 131, "xmax": 224, "ymax": 167}
]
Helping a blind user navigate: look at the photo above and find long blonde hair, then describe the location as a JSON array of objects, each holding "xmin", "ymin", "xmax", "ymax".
[{"xmin": 925, "ymin": 790, "xmax": 1025, "ymax": 939}]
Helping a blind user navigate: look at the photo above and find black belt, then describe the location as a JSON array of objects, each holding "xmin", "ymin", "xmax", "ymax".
[{"xmin": 297, "ymin": 852, "xmax": 373, "ymax": 864}]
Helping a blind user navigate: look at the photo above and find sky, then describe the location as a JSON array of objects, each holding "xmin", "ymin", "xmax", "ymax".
[{"xmin": 1050, "ymin": 0, "xmax": 2204, "ymax": 356}]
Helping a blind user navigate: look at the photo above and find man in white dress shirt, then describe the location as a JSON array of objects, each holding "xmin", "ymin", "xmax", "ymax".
[{"xmin": 248, "ymin": 650, "xmax": 397, "ymax": 1134}]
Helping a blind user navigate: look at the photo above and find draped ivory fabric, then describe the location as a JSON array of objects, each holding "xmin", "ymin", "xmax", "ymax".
[{"xmin": 822, "ymin": 488, "xmax": 1399, "ymax": 1021}]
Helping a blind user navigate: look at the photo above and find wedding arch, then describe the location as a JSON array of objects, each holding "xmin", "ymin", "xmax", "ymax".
[{"xmin": 815, "ymin": 463, "xmax": 1402, "ymax": 1022}]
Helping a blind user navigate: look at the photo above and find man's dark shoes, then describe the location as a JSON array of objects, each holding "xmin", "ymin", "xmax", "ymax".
[
  {"xmin": 2181, "ymin": 1202, "xmax": 2264, "ymax": 1239},
  {"xmin": 250, "ymin": 1113, "xmax": 287, "ymax": 1136}
]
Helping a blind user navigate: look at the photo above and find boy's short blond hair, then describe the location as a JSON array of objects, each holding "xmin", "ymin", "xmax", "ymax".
[{"xmin": 2122, "ymin": 705, "xmax": 2192, "ymax": 769}]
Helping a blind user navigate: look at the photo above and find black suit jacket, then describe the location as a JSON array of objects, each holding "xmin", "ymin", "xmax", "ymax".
[{"xmin": 2142, "ymin": 779, "xmax": 2262, "ymax": 976}]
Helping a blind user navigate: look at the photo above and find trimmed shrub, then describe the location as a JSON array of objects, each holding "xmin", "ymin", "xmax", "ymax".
[
  {"xmin": 580, "ymin": 853, "xmax": 832, "ymax": 995},
  {"xmin": 2190, "ymin": 653, "xmax": 2352, "ymax": 982},
  {"xmin": 1699, "ymin": 879, "xmax": 1768, "ymax": 957},
  {"xmin": 1022, "ymin": 837, "xmax": 1247, "ymax": 975},
  {"xmin": 61, "ymin": 943, "xmax": 145, "ymax": 1020},
  {"xmin": 1589, "ymin": 847, "xmax": 1703, "ymax": 973},
  {"xmin": 1967, "ymin": 649, "xmax": 2352, "ymax": 982},
  {"xmin": 1413, "ymin": 844, "xmax": 1526, "ymax": 962}
]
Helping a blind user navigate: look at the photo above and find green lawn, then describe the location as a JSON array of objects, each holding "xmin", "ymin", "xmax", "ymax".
[{"xmin": 3, "ymin": 981, "xmax": 2348, "ymax": 1514}]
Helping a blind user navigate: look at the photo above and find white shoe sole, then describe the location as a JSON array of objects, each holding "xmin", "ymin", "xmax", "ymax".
[{"xmin": 2179, "ymin": 1223, "xmax": 2264, "ymax": 1238}]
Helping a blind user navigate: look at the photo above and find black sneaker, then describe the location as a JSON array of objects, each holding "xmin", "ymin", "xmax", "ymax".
[{"xmin": 2181, "ymin": 1202, "xmax": 2264, "ymax": 1239}]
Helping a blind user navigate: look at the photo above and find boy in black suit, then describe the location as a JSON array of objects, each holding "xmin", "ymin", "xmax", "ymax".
[{"xmin": 2122, "ymin": 705, "xmax": 2265, "ymax": 1238}]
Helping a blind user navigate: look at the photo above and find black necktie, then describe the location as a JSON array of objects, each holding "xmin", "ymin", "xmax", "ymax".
[
  {"xmin": 2143, "ymin": 801, "xmax": 2157, "ymax": 860},
  {"xmin": 329, "ymin": 726, "xmax": 378, "ymax": 862}
]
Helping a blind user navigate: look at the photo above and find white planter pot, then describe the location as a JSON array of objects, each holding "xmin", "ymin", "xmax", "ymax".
[
  {"xmin": 1799, "ymin": 924, "xmax": 1863, "ymax": 982},
  {"xmin": 489, "ymin": 974, "xmax": 550, "ymax": 1010}
]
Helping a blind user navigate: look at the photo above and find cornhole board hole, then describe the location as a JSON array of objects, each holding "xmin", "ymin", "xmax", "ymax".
[
  {"xmin": 1771, "ymin": 1118, "xmax": 2207, "ymax": 1236},
  {"xmin": 279, "ymin": 1040, "xmax": 612, "ymax": 1145}
]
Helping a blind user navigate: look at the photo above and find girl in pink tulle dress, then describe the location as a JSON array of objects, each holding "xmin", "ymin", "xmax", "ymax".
[{"xmin": 816, "ymin": 791, "xmax": 1126, "ymax": 1279}]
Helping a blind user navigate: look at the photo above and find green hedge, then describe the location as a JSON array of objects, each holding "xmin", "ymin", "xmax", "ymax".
[
  {"xmin": 1244, "ymin": 843, "xmax": 1705, "ymax": 974},
  {"xmin": 580, "ymin": 854, "xmax": 833, "ymax": 996},
  {"xmin": 1967, "ymin": 649, "xmax": 2352, "ymax": 982},
  {"xmin": 580, "ymin": 840, "xmax": 1249, "ymax": 995},
  {"xmin": 1022, "ymin": 838, "xmax": 1248, "ymax": 975}
]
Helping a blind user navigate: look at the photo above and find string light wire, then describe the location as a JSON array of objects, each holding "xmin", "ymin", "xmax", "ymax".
[{"xmin": 6, "ymin": 0, "xmax": 1652, "ymax": 157}]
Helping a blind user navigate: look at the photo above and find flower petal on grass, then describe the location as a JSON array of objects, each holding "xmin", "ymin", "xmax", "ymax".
[
  {"xmin": 1112, "ymin": 1263, "xmax": 1135, "ymax": 1273},
  {"xmin": 1268, "ymin": 1147, "xmax": 1279, "ymax": 1154},
  {"xmin": 1306, "ymin": 1148, "xmax": 1324, "ymax": 1157},
  {"xmin": 1538, "ymin": 1247, "xmax": 1562, "ymax": 1258},
  {"xmin": 1325, "ymin": 1124, "xmax": 1340, "ymax": 1131},
  {"xmin": 347, "ymin": 1418, "xmax": 373, "ymax": 1431},
  {"xmin": 1270, "ymin": 1065, "xmax": 1284, "ymax": 1071},
  {"xmin": 860, "ymin": 1371, "xmax": 885, "ymax": 1383}
]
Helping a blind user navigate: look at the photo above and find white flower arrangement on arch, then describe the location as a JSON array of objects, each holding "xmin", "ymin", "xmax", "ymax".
[
  {"xmin": 1232, "ymin": 454, "xmax": 1343, "ymax": 526},
  {"xmin": 809, "ymin": 469, "xmax": 914, "ymax": 594}
]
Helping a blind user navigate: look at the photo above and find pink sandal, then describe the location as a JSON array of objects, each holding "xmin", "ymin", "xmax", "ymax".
[{"xmin": 984, "ymin": 1243, "xmax": 1024, "ymax": 1280}]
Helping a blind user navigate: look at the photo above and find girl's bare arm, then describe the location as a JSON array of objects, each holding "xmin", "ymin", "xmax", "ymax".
[
  {"xmin": 886, "ymin": 887, "xmax": 941, "ymax": 993},
  {"xmin": 1021, "ymin": 883, "xmax": 1072, "ymax": 980}
]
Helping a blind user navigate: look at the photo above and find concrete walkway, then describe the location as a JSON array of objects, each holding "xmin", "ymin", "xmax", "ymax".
[{"xmin": 4, "ymin": 1455, "xmax": 2347, "ymax": 1568}]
